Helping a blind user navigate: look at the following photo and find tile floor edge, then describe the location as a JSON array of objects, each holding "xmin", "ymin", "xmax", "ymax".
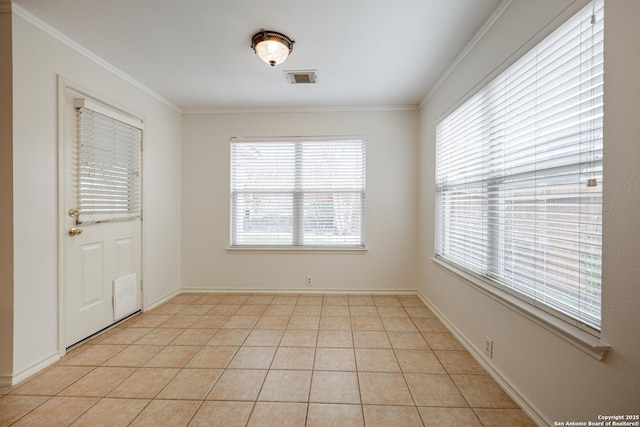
[
  {"xmin": 5, "ymin": 352, "xmax": 60, "ymax": 387},
  {"xmin": 416, "ymin": 289, "xmax": 548, "ymax": 427}
]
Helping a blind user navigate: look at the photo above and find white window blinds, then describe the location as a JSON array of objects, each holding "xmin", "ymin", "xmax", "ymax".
[
  {"xmin": 230, "ymin": 137, "xmax": 366, "ymax": 247},
  {"xmin": 435, "ymin": 0, "xmax": 603, "ymax": 332},
  {"xmin": 75, "ymin": 98, "xmax": 143, "ymax": 225}
]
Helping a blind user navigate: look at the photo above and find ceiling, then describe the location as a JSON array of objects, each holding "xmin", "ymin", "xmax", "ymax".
[{"xmin": 12, "ymin": 0, "xmax": 503, "ymax": 111}]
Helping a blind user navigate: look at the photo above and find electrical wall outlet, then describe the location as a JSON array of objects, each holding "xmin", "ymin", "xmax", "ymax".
[
  {"xmin": 484, "ymin": 335, "xmax": 493, "ymax": 358},
  {"xmin": 306, "ymin": 275, "xmax": 312, "ymax": 286}
]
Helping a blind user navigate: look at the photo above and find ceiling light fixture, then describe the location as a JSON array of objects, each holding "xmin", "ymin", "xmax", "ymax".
[{"xmin": 251, "ymin": 30, "xmax": 295, "ymax": 67}]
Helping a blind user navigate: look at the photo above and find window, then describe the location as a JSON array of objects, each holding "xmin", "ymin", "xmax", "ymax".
[
  {"xmin": 435, "ymin": 0, "xmax": 603, "ymax": 333},
  {"xmin": 75, "ymin": 98, "xmax": 143, "ymax": 225},
  {"xmin": 230, "ymin": 137, "xmax": 366, "ymax": 248}
]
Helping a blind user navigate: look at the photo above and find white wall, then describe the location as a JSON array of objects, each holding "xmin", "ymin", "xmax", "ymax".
[
  {"xmin": 181, "ymin": 110, "xmax": 418, "ymax": 293},
  {"xmin": 9, "ymin": 11, "xmax": 182, "ymax": 380},
  {"xmin": 418, "ymin": 0, "xmax": 640, "ymax": 424}
]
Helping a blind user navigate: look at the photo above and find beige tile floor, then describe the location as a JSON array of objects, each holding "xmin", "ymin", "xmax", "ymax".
[{"xmin": 0, "ymin": 293, "xmax": 536, "ymax": 426}]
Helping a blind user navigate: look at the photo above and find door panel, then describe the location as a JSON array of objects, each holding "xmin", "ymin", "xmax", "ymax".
[
  {"xmin": 62, "ymin": 87, "xmax": 142, "ymax": 348},
  {"xmin": 116, "ymin": 238, "xmax": 135, "ymax": 277},
  {"xmin": 80, "ymin": 242, "xmax": 104, "ymax": 308}
]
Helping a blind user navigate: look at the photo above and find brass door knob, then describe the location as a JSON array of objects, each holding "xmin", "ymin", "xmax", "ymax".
[{"xmin": 68, "ymin": 228, "xmax": 83, "ymax": 237}]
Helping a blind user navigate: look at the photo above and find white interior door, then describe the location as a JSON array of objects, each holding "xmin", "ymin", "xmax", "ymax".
[{"xmin": 62, "ymin": 87, "xmax": 142, "ymax": 348}]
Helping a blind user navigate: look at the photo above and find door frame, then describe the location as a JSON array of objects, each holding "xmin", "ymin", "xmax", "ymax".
[{"xmin": 56, "ymin": 76, "xmax": 145, "ymax": 356}]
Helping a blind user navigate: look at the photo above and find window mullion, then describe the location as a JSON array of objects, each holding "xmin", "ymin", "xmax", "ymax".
[{"xmin": 293, "ymin": 142, "xmax": 304, "ymax": 245}]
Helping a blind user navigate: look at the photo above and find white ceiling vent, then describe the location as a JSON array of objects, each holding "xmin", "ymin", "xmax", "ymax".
[{"xmin": 285, "ymin": 70, "xmax": 318, "ymax": 84}]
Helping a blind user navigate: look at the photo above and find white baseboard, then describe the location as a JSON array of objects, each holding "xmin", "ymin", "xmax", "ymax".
[
  {"xmin": 144, "ymin": 288, "xmax": 181, "ymax": 311},
  {"xmin": 416, "ymin": 290, "xmax": 548, "ymax": 427},
  {"xmin": 179, "ymin": 287, "xmax": 417, "ymax": 295},
  {"xmin": 0, "ymin": 375, "xmax": 12, "ymax": 387},
  {"xmin": 9, "ymin": 352, "xmax": 60, "ymax": 386}
]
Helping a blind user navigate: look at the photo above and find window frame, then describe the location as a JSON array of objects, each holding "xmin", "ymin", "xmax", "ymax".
[
  {"xmin": 433, "ymin": 0, "xmax": 608, "ymax": 357},
  {"xmin": 74, "ymin": 98, "xmax": 143, "ymax": 225},
  {"xmin": 229, "ymin": 136, "xmax": 367, "ymax": 251}
]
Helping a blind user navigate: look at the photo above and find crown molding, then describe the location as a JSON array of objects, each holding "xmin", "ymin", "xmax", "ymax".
[
  {"xmin": 419, "ymin": 0, "xmax": 514, "ymax": 108},
  {"xmin": 11, "ymin": 4, "xmax": 182, "ymax": 113},
  {"xmin": 183, "ymin": 104, "xmax": 418, "ymax": 115}
]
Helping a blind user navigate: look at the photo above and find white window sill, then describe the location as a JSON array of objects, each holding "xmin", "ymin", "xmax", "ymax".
[
  {"xmin": 431, "ymin": 257, "xmax": 610, "ymax": 361},
  {"xmin": 227, "ymin": 246, "xmax": 368, "ymax": 255}
]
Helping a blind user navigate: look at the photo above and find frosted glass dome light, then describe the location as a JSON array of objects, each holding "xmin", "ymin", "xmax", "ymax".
[{"xmin": 251, "ymin": 30, "xmax": 295, "ymax": 66}]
